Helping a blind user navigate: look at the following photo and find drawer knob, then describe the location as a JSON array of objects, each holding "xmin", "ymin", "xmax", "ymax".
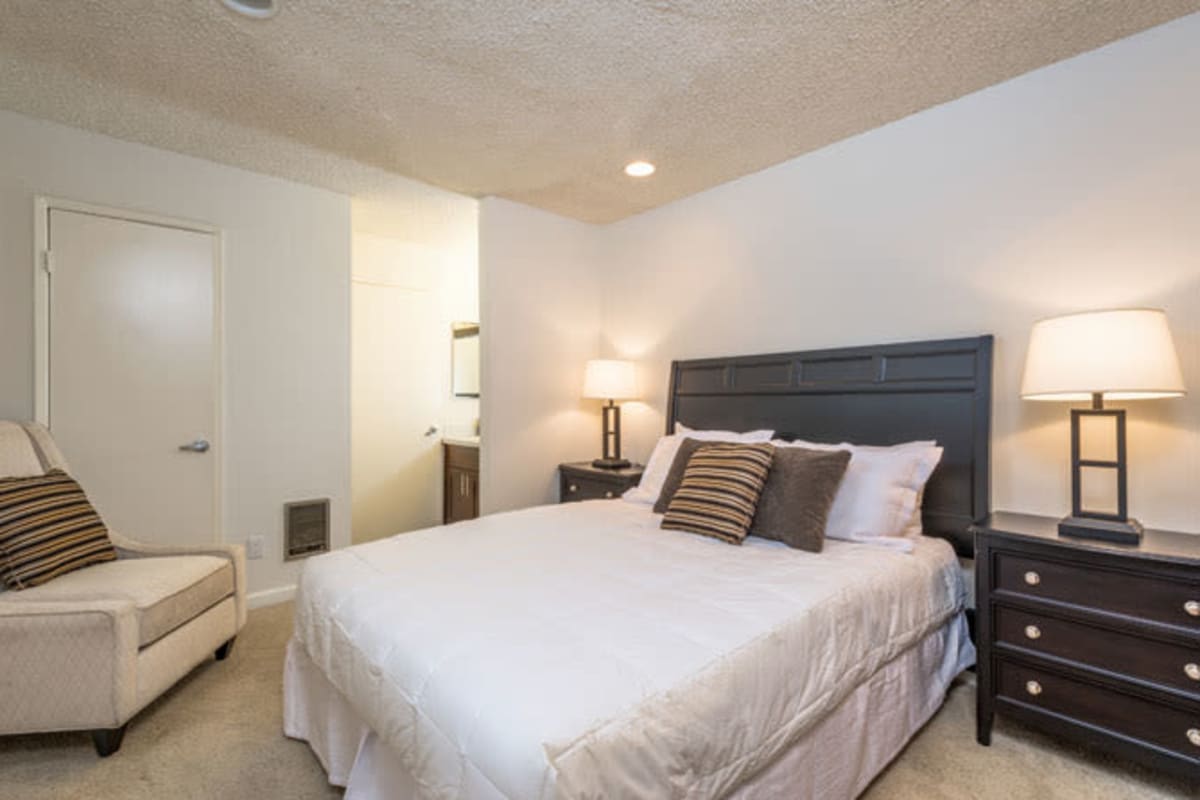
[
  {"xmin": 569, "ymin": 484, "xmax": 578, "ymax": 493},
  {"xmin": 1025, "ymin": 680, "xmax": 1043, "ymax": 697},
  {"xmin": 1186, "ymin": 600, "xmax": 1200, "ymax": 618},
  {"xmin": 1186, "ymin": 663, "xmax": 1200, "ymax": 681},
  {"xmin": 1024, "ymin": 571, "xmax": 1041, "ymax": 587},
  {"xmin": 1189, "ymin": 728, "xmax": 1200, "ymax": 747},
  {"xmin": 1024, "ymin": 625, "xmax": 1042, "ymax": 641}
]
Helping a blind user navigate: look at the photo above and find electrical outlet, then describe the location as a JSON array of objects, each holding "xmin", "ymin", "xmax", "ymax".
[{"xmin": 246, "ymin": 535, "xmax": 264, "ymax": 560}]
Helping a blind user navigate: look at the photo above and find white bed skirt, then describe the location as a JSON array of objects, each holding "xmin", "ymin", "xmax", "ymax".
[
  {"xmin": 285, "ymin": 613, "xmax": 973, "ymax": 799},
  {"xmin": 285, "ymin": 618, "xmax": 969, "ymax": 796}
]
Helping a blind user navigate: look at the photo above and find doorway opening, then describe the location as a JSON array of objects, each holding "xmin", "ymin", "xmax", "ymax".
[{"xmin": 350, "ymin": 197, "xmax": 480, "ymax": 543}]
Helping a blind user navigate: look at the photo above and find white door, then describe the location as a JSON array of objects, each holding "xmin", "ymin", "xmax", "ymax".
[
  {"xmin": 42, "ymin": 206, "xmax": 218, "ymax": 546},
  {"xmin": 351, "ymin": 233, "xmax": 444, "ymax": 542}
]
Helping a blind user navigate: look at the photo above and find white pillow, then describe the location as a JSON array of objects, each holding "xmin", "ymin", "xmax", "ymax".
[
  {"xmin": 623, "ymin": 424, "xmax": 775, "ymax": 505},
  {"xmin": 775, "ymin": 439, "xmax": 942, "ymax": 552}
]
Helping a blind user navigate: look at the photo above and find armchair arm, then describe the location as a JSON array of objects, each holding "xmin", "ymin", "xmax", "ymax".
[
  {"xmin": 107, "ymin": 532, "xmax": 247, "ymax": 631},
  {"xmin": 0, "ymin": 598, "xmax": 139, "ymax": 733}
]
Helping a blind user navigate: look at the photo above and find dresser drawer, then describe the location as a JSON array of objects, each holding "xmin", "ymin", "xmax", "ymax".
[
  {"xmin": 995, "ymin": 551, "xmax": 1200, "ymax": 631},
  {"xmin": 561, "ymin": 476, "xmax": 621, "ymax": 502},
  {"xmin": 997, "ymin": 658, "xmax": 1200, "ymax": 764},
  {"xmin": 995, "ymin": 606, "xmax": 1200, "ymax": 696}
]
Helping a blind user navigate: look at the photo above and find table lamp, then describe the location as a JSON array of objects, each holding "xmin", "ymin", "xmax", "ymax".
[
  {"xmin": 583, "ymin": 359, "xmax": 637, "ymax": 469},
  {"xmin": 1020, "ymin": 308, "xmax": 1186, "ymax": 544}
]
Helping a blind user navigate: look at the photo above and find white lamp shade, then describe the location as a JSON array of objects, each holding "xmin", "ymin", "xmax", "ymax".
[
  {"xmin": 1021, "ymin": 308, "xmax": 1186, "ymax": 401},
  {"xmin": 583, "ymin": 359, "xmax": 637, "ymax": 400}
]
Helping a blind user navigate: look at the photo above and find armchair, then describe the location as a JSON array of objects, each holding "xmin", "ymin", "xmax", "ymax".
[{"xmin": 0, "ymin": 421, "xmax": 246, "ymax": 756}]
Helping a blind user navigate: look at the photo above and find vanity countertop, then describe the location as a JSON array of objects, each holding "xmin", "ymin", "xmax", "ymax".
[{"xmin": 442, "ymin": 435, "xmax": 480, "ymax": 448}]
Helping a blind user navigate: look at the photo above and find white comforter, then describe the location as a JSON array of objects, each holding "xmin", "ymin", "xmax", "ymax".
[{"xmin": 293, "ymin": 500, "xmax": 969, "ymax": 800}]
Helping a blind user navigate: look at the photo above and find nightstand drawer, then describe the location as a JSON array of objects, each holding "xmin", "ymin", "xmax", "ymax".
[
  {"xmin": 561, "ymin": 476, "xmax": 621, "ymax": 502},
  {"xmin": 996, "ymin": 658, "xmax": 1200, "ymax": 764},
  {"xmin": 995, "ymin": 552, "xmax": 1200, "ymax": 631},
  {"xmin": 995, "ymin": 606, "xmax": 1200, "ymax": 696},
  {"xmin": 558, "ymin": 462, "xmax": 643, "ymax": 504}
]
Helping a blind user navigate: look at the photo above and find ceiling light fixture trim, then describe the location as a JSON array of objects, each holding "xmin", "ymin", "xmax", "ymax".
[{"xmin": 220, "ymin": 0, "xmax": 279, "ymax": 19}]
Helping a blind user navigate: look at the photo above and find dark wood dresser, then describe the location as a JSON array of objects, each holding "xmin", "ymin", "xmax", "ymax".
[
  {"xmin": 558, "ymin": 462, "xmax": 643, "ymax": 503},
  {"xmin": 974, "ymin": 511, "xmax": 1200, "ymax": 780}
]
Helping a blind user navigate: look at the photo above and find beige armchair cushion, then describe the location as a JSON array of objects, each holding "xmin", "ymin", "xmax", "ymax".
[
  {"xmin": 108, "ymin": 532, "xmax": 248, "ymax": 631},
  {"xmin": 0, "ymin": 421, "xmax": 69, "ymax": 478},
  {"xmin": 2, "ymin": 555, "xmax": 235, "ymax": 648},
  {"xmin": 0, "ymin": 424, "xmax": 44, "ymax": 479}
]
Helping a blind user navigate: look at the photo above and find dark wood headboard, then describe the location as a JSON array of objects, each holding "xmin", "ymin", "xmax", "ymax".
[{"xmin": 666, "ymin": 336, "xmax": 993, "ymax": 557}]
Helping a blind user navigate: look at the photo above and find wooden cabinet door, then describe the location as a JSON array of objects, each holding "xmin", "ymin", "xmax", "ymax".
[
  {"xmin": 445, "ymin": 466, "xmax": 478, "ymax": 523},
  {"xmin": 468, "ymin": 470, "xmax": 479, "ymax": 518}
]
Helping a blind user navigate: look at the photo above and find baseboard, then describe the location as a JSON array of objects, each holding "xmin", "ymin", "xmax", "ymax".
[{"xmin": 247, "ymin": 584, "xmax": 296, "ymax": 609}]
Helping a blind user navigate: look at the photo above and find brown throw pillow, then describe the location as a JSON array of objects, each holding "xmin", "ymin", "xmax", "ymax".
[
  {"xmin": 661, "ymin": 443, "xmax": 774, "ymax": 545},
  {"xmin": 750, "ymin": 446, "xmax": 852, "ymax": 552},
  {"xmin": 0, "ymin": 470, "xmax": 117, "ymax": 589},
  {"xmin": 652, "ymin": 437, "xmax": 708, "ymax": 514}
]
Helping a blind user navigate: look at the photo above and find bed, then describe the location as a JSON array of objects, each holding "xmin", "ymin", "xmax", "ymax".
[{"xmin": 285, "ymin": 335, "xmax": 993, "ymax": 799}]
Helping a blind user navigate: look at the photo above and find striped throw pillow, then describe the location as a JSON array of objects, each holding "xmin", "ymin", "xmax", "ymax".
[
  {"xmin": 661, "ymin": 443, "xmax": 774, "ymax": 544},
  {"xmin": 0, "ymin": 470, "xmax": 117, "ymax": 590}
]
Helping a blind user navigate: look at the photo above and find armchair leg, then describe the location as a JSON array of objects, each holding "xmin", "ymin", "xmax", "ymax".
[
  {"xmin": 215, "ymin": 636, "xmax": 236, "ymax": 661},
  {"xmin": 92, "ymin": 725, "xmax": 127, "ymax": 757}
]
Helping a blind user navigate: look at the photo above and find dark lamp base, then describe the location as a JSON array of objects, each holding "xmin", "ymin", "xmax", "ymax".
[
  {"xmin": 592, "ymin": 457, "xmax": 631, "ymax": 470},
  {"xmin": 1058, "ymin": 515, "xmax": 1143, "ymax": 545}
]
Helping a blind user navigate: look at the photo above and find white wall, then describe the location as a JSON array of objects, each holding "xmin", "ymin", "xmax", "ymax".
[
  {"xmin": 351, "ymin": 194, "xmax": 480, "ymax": 542},
  {"xmin": 478, "ymin": 197, "xmax": 602, "ymax": 512},
  {"xmin": 0, "ymin": 110, "xmax": 352, "ymax": 598},
  {"xmin": 482, "ymin": 15, "xmax": 1200, "ymax": 533},
  {"xmin": 601, "ymin": 14, "xmax": 1200, "ymax": 533}
]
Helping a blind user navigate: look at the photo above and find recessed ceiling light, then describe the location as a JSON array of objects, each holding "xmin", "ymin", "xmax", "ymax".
[
  {"xmin": 624, "ymin": 161, "xmax": 656, "ymax": 178},
  {"xmin": 221, "ymin": 0, "xmax": 279, "ymax": 19}
]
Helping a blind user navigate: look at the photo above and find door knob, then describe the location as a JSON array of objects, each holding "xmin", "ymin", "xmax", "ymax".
[{"xmin": 178, "ymin": 439, "xmax": 210, "ymax": 453}]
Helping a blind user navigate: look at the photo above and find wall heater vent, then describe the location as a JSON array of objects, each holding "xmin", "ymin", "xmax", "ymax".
[{"xmin": 284, "ymin": 499, "xmax": 330, "ymax": 560}]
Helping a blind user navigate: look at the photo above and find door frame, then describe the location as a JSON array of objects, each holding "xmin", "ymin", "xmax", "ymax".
[{"xmin": 33, "ymin": 196, "xmax": 226, "ymax": 543}]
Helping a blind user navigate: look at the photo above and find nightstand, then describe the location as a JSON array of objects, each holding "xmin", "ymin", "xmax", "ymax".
[
  {"xmin": 558, "ymin": 462, "xmax": 643, "ymax": 503},
  {"xmin": 973, "ymin": 511, "xmax": 1200, "ymax": 779}
]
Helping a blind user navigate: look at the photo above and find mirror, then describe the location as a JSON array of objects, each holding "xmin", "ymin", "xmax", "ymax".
[{"xmin": 452, "ymin": 322, "xmax": 480, "ymax": 397}]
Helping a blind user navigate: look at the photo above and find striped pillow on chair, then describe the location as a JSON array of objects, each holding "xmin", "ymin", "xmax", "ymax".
[
  {"xmin": 0, "ymin": 470, "xmax": 117, "ymax": 590},
  {"xmin": 661, "ymin": 442, "xmax": 774, "ymax": 544}
]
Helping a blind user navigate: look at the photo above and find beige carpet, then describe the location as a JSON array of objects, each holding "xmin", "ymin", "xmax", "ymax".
[{"xmin": 1, "ymin": 602, "xmax": 1195, "ymax": 800}]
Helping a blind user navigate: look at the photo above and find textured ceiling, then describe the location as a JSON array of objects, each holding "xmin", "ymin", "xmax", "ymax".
[{"xmin": 1, "ymin": 1, "xmax": 1198, "ymax": 223}]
